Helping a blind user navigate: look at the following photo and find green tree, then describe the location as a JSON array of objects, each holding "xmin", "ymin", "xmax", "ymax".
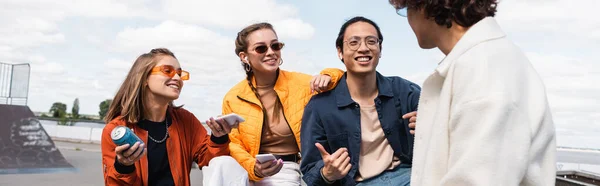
[
  {"xmin": 72, "ymin": 98, "xmax": 80, "ymax": 119},
  {"xmin": 49, "ymin": 102, "xmax": 67, "ymax": 118},
  {"xmin": 99, "ymin": 99, "xmax": 112, "ymax": 120}
]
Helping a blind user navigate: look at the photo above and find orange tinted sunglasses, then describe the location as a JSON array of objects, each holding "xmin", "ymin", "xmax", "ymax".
[{"xmin": 150, "ymin": 65, "xmax": 190, "ymax": 80}]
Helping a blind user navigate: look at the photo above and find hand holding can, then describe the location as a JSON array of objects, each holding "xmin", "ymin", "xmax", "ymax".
[
  {"xmin": 111, "ymin": 126, "xmax": 147, "ymax": 166},
  {"xmin": 115, "ymin": 142, "xmax": 146, "ymax": 166}
]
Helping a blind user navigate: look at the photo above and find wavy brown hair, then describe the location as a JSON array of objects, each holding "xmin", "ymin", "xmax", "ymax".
[
  {"xmin": 389, "ymin": 0, "xmax": 498, "ymax": 28},
  {"xmin": 104, "ymin": 48, "xmax": 180, "ymax": 124},
  {"xmin": 234, "ymin": 22, "xmax": 283, "ymax": 131}
]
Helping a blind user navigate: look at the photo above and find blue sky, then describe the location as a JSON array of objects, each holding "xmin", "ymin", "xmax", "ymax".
[{"xmin": 1, "ymin": 0, "xmax": 598, "ymax": 149}]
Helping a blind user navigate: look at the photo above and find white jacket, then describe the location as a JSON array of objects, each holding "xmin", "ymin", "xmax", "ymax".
[{"xmin": 410, "ymin": 17, "xmax": 556, "ymax": 186}]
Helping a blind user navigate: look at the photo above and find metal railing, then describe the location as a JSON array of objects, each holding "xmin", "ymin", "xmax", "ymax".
[{"xmin": 0, "ymin": 62, "xmax": 30, "ymax": 105}]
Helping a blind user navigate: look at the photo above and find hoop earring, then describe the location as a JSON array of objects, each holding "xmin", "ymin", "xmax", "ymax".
[
  {"xmin": 279, "ymin": 58, "xmax": 283, "ymax": 65},
  {"xmin": 244, "ymin": 63, "xmax": 252, "ymax": 72}
]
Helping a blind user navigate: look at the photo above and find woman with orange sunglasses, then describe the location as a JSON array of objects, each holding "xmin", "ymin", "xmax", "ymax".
[{"xmin": 100, "ymin": 48, "xmax": 233, "ymax": 186}]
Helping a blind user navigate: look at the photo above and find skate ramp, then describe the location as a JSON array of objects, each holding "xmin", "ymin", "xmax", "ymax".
[{"xmin": 0, "ymin": 104, "xmax": 75, "ymax": 174}]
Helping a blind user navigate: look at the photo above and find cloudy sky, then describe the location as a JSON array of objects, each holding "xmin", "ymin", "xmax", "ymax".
[{"xmin": 1, "ymin": 0, "xmax": 598, "ymax": 148}]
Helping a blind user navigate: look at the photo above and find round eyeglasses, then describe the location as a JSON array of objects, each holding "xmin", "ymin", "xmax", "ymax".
[{"xmin": 344, "ymin": 36, "xmax": 381, "ymax": 51}]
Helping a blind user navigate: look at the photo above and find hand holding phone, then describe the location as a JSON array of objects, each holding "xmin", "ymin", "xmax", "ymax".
[
  {"xmin": 215, "ymin": 113, "xmax": 245, "ymax": 128},
  {"xmin": 254, "ymin": 154, "xmax": 283, "ymax": 178},
  {"xmin": 255, "ymin": 154, "xmax": 277, "ymax": 163}
]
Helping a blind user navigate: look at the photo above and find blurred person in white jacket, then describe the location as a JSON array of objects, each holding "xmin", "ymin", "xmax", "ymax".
[{"xmin": 387, "ymin": 0, "xmax": 557, "ymax": 185}]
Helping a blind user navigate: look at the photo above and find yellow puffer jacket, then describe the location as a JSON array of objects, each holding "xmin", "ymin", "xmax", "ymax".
[{"xmin": 222, "ymin": 68, "xmax": 343, "ymax": 181}]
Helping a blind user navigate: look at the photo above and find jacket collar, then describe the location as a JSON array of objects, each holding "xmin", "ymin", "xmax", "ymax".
[
  {"xmin": 436, "ymin": 17, "xmax": 506, "ymax": 78},
  {"xmin": 334, "ymin": 71, "xmax": 393, "ymax": 107},
  {"xmin": 237, "ymin": 69, "xmax": 289, "ymax": 106}
]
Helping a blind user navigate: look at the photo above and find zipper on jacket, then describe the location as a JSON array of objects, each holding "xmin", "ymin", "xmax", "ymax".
[
  {"xmin": 137, "ymin": 125, "xmax": 149, "ymax": 185},
  {"xmin": 163, "ymin": 115, "xmax": 182, "ymax": 186},
  {"xmin": 276, "ymin": 96, "xmax": 301, "ymax": 155},
  {"xmin": 167, "ymin": 131, "xmax": 183, "ymax": 186},
  {"xmin": 237, "ymin": 96, "xmax": 266, "ymax": 155}
]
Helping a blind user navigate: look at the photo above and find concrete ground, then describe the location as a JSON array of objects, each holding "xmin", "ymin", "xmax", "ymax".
[
  {"xmin": 1, "ymin": 141, "xmax": 599, "ymax": 185},
  {"xmin": 0, "ymin": 141, "xmax": 203, "ymax": 186}
]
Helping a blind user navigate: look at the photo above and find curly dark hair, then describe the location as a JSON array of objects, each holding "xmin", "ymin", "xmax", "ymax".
[{"xmin": 389, "ymin": 0, "xmax": 498, "ymax": 28}]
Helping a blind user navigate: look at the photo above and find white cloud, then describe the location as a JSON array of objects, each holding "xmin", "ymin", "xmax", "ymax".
[
  {"xmin": 273, "ymin": 19, "xmax": 316, "ymax": 40},
  {"xmin": 114, "ymin": 20, "xmax": 232, "ymax": 57},
  {"xmin": 526, "ymin": 52, "xmax": 599, "ymax": 112},
  {"xmin": 501, "ymin": 51, "xmax": 600, "ymax": 148},
  {"xmin": 0, "ymin": 18, "xmax": 65, "ymax": 48},
  {"xmin": 0, "ymin": 0, "xmax": 149, "ymax": 48},
  {"xmin": 93, "ymin": 80, "xmax": 103, "ymax": 90},
  {"xmin": 34, "ymin": 62, "xmax": 65, "ymax": 75},
  {"xmin": 161, "ymin": 0, "xmax": 315, "ymax": 39},
  {"xmin": 103, "ymin": 58, "xmax": 133, "ymax": 71},
  {"xmin": 496, "ymin": 0, "xmax": 599, "ymax": 39},
  {"xmin": 63, "ymin": 0, "xmax": 150, "ymax": 18},
  {"xmin": 1, "ymin": 0, "xmax": 150, "ymax": 19},
  {"xmin": 163, "ymin": 0, "xmax": 295, "ymax": 27}
]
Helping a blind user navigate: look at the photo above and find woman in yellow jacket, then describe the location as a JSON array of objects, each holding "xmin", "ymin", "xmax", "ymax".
[{"xmin": 215, "ymin": 22, "xmax": 344, "ymax": 185}]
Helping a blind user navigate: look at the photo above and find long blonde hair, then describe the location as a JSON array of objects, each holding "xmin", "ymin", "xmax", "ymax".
[{"xmin": 104, "ymin": 48, "xmax": 179, "ymax": 124}]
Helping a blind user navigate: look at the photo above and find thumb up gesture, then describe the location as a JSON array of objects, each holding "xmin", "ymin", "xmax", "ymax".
[{"xmin": 316, "ymin": 143, "xmax": 352, "ymax": 182}]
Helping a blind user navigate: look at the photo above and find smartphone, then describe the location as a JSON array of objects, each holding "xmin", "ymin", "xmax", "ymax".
[
  {"xmin": 215, "ymin": 113, "xmax": 245, "ymax": 128},
  {"xmin": 255, "ymin": 154, "xmax": 277, "ymax": 163}
]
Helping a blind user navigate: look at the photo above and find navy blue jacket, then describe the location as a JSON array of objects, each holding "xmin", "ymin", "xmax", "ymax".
[{"xmin": 300, "ymin": 72, "xmax": 421, "ymax": 186}]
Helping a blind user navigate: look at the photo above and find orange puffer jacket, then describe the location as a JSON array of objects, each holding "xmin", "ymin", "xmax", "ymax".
[{"xmin": 222, "ymin": 68, "xmax": 343, "ymax": 181}]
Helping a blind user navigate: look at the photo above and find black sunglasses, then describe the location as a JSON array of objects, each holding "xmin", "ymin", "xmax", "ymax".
[{"xmin": 254, "ymin": 42, "xmax": 285, "ymax": 54}]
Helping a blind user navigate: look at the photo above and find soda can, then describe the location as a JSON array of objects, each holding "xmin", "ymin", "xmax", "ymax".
[{"xmin": 111, "ymin": 126, "xmax": 144, "ymax": 147}]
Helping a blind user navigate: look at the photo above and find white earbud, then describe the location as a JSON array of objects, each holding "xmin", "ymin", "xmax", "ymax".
[{"xmin": 244, "ymin": 57, "xmax": 248, "ymax": 62}]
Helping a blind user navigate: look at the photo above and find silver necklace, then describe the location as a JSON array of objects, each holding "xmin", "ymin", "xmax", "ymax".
[{"xmin": 148, "ymin": 117, "xmax": 169, "ymax": 144}]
